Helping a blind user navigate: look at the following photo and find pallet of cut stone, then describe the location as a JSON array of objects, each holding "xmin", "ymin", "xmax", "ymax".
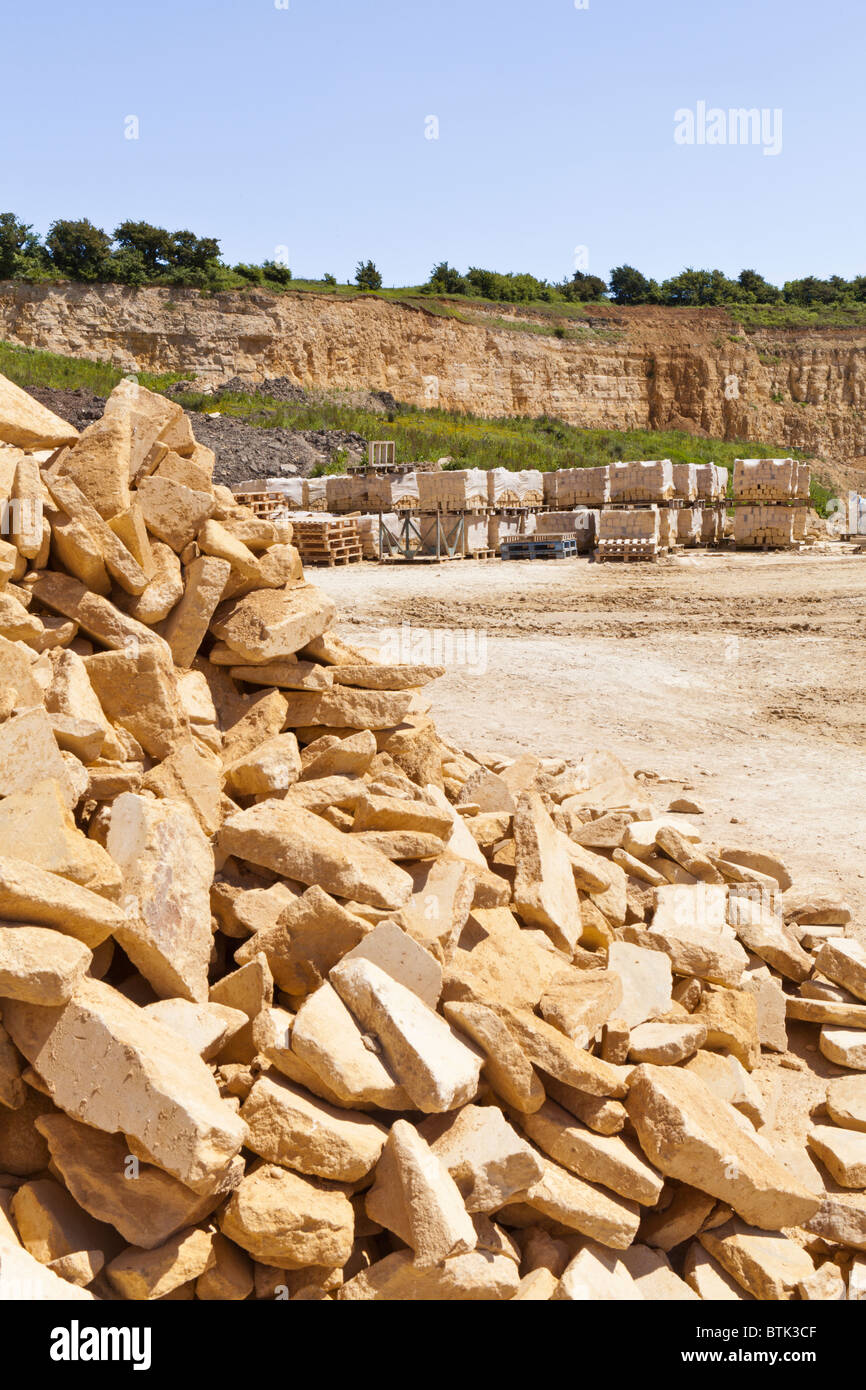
[
  {"xmin": 609, "ymin": 459, "xmax": 675, "ymax": 503},
  {"xmin": 598, "ymin": 505, "xmax": 660, "ymax": 544},
  {"xmin": 734, "ymin": 505, "xmax": 797, "ymax": 549},
  {"xmin": 500, "ymin": 533, "xmax": 579, "ymax": 561},
  {"xmin": 418, "ymin": 468, "xmax": 487, "ymax": 511},
  {"xmin": 487, "ymin": 468, "xmax": 544, "ymax": 508},
  {"xmin": 694, "ymin": 463, "xmax": 729, "ymax": 502},
  {"xmin": 543, "ymin": 466, "xmax": 607, "ymax": 507},
  {"xmin": 733, "ymin": 458, "xmax": 811, "ymax": 503},
  {"xmin": 671, "ymin": 463, "xmax": 698, "ymax": 502}
]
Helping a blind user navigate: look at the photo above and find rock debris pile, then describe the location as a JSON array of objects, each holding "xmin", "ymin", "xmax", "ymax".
[{"xmin": 0, "ymin": 371, "xmax": 862, "ymax": 1302}]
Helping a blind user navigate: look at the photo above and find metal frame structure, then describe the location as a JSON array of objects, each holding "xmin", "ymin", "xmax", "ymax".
[{"xmin": 378, "ymin": 511, "xmax": 465, "ymax": 562}]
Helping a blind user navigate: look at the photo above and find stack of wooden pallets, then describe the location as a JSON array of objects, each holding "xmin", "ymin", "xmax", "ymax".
[{"xmin": 293, "ymin": 515, "xmax": 363, "ymax": 566}]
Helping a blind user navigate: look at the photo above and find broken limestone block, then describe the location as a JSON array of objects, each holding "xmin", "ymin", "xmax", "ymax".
[
  {"xmin": 717, "ymin": 846, "xmax": 791, "ymax": 890},
  {"xmin": 220, "ymin": 1163, "xmax": 354, "ymax": 1270},
  {"xmin": 365, "ymin": 1120, "xmax": 477, "ymax": 1266},
  {"xmin": 804, "ymin": 1192, "xmax": 866, "ymax": 1250},
  {"xmin": 106, "ymin": 1225, "xmax": 215, "ymax": 1301},
  {"xmin": 123, "ymin": 540, "xmax": 184, "ymax": 625},
  {"xmin": 223, "ymin": 732, "xmax": 301, "ymax": 797},
  {"xmin": 626, "ymin": 1064, "xmax": 821, "ymax": 1230},
  {"xmin": 3, "ymin": 978, "xmax": 246, "ymax": 1195},
  {"xmin": 0, "ymin": 926, "xmax": 91, "ymax": 1006},
  {"xmin": 826, "ymin": 1075, "xmax": 866, "ymax": 1133},
  {"xmin": 299, "ymin": 729, "xmax": 376, "ymax": 780},
  {"xmin": 798, "ymin": 1262, "xmax": 846, "ymax": 1300},
  {"xmin": 195, "ymin": 1231, "xmax": 254, "ymax": 1301},
  {"xmin": 442, "ymin": 905, "xmax": 565, "ymax": 1013},
  {"xmin": 220, "ymin": 800, "xmax": 413, "ymax": 911},
  {"xmin": 30, "ymin": 571, "xmax": 168, "ymax": 655},
  {"xmin": 0, "ymin": 373, "xmax": 79, "ymax": 449},
  {"xmin": 512, "ymin": 1267, "xmax": 558, "ymax": 1300},
  {"xmin": 0, "ymin": 856, "xmax": 122, "ymax": 948},
  {"xmin": 542, "ymin": 1077, "xmax": 626, "ymax": 1135},
  {"xmin": 607, "ymin": 941, "xmax": 672, "ymax": 1028},
  {"xmin": 0, "ymin": 778, "xmax": 121, "ymax": 897},
  {"xmin": 819, "ymin": 1027, "xmax": 866, "ymax": 1070},
  {"xmin": 628, "ymin": 1020, "xmax": 706, "ymax": 1066},
  {"xmin": 538, "ymin": 970, "xmax": 622, "ymax": 1048},
  {"xmin": 340, "ymin": 920, "xmax": 442, "ymax": 1008},
  {"xmin": 11, "ymin": 1176, "xmax": 118, "ymax": 1269},
  {"xmin": 517, "ymin": 1098, "xmax": 663, "ymax": 1205},
  {"xmin": 142, "ymin": 741, "xmax": 222, "ymax": 837},
  {"xmin": 136, "ymin": 475, "xmax": 214, "ymax": 552},
  {"xmin": 141, "ymin": 999, "xmax": 246, "ymax": 1063},
  {"xmin": 503, "ymin": 1156, "xmax": 641, "ymax": 1249},
  {"xmin": 807, "ymin": 1125, "xmax": 866, "ymax": 1188},
  {"xmin": 512, "ymin": 791, "xmax": 582, "ymax": 953},
  {"xmin": 107, "ymin": 793, "xmax": 214, "ymax": 1003},
  {"xmin": 740, "ymin": 964, "xmax": 788, "ymax": 1052},
  {"xmin": 683, "ymin": 1241, "xmax": 755, "ymax": 1300},
  {"xmin": 44, "ymin": 470, "xmax": 148, "ymax": 595},
  {"xmin": 684, "ymin": 1051, "xmax": 768, "ymax": 1128},
  {"xmin": 235, "ymin": 885, "xmax": 368, "ymax": 997},
  {"xmin": 0, "ymin": 706, "xmax": 78, "ymax": 803},
  {"xmin": 552, "ymin": 1242, "xmax": 643, "ymax": 1300},
  {"xmin": 815, "ymin": 938, "xmax": 866, "ymax": 1003},
  {"xmin": 162, "ymin": 555, "xmax": 231, "ymax": 668},
  {"xmin": 279, "ymin": 687, "xmax": 415, "ymax": 732},
  {"xmin": 336, "ymin": 1246, "xmax": 518, "ymax": 1301},
  {"xmin": 240, "ymin": 1073, "xmax": 387, "ymax": 1181},
  {"xmin": 727, "ymin": 895, "xmax": 812, "ymax": 982},
  {"xmin": 85, "ymin": 647, "xmax": 189, "ymax": 761},
  {"xmin": 421, "ymin": 1104, "xmax": 544, "ymax": 1212},
  {"xmin": 331, "ymin": 957, "xmax": 482, "ymax": 1113},
  {"xmin": 352, "ymin": 792, "xmax": 451, "ymax": 840},
  {"xmin": 443, "ymin": 1001, "xmax": 546, "ymax": 1114},
  {"xmin": 694, "ymin": 987, "xmax": 760, "ymax": 1071},
  {"xmin": 392, "ymin": 854, "xmax": 476, "ymax": 963},
  {"xmin": 0, "ymin": 1016, "xmax": 26, "ymax": 1109},
  {"xmin": 640, "ymin": 1184, "xmax": 716, "ymax": 1252},
  {"xmin": 655, "ymin": 826, "xmax": 724, "ymax": 884},
  {"xmin": 0, "ymin": 1235, "xmax": 95, "ymax": 1300},
  {"xmin": 699, "ymin": 1219, "xmax": 815, "ymax": 1301},
  {"xmin": 44, "ymin": 647, "xmax": 125, "ymax": 760},
  {"xmin": 290, "ymin": 984, "xmax": 410, "ymax": 1110},
  {"xmin": 211, "ymin": 583, "xmax": 335, "ymax": 664},
  {"xmin": 490, "ymin": 1003, "xmax": 627, "ymax": 1098},
  {"xmin": 617, "ymin": 1244, "xmax": 699, "ymax": 1300},
  {"xmin": 209, "ymin": 955, "xmax": 273, "ymax": 1064}
]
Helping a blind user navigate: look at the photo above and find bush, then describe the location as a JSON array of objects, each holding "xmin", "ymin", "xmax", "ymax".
[
  {"xmin": 355, "ymin": 260, "xmax": 382, "ymax": 291},
  {"xmin": 46, "ymin": 218, "xmax": 112, "ymax": 281}
]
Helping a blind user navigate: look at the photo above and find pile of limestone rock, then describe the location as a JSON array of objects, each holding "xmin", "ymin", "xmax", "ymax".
[{"xmin": 0, "ymin": 371, "xmax": 864, "ymax": 1302}]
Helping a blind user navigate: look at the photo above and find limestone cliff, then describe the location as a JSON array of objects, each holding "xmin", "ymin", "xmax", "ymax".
[{"xmin": 2, "ymin": 281, "xmax": 865, "ymax": 460}]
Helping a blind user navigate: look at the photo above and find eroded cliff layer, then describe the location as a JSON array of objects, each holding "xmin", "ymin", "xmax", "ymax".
[{"xmin": 1, "ymin": 281, "xmax": 865, "ymax": 457}]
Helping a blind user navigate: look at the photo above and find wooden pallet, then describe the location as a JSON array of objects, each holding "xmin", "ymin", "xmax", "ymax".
[
  {"xmin": 500, "ymin": 536, "xmax": 579, "ymax": 561},
  {"xmin": 465, "ymin": 548, "xmax": 497, "ymax": 560},
  {"xmin": 596, "ymin": 539, "xmax": 659, "ymax": 562},
  {"xmin": 605, "ymin": 499, "xmax": 683, "ymax": 510}
]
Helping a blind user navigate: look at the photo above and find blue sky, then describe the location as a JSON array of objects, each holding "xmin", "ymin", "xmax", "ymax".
[{"xmin": 3, "ymin": 0, "xmax": 862, "ymax": 287}]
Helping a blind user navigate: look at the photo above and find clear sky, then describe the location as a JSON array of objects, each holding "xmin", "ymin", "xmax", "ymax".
[{"xmin": 3, "ymin": 0, "xmax": 862, "ymax": 287}]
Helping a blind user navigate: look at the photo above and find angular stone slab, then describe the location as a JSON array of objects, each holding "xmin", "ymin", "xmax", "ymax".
[
  {"xmin": 626, "ymin": 1063, "xmax": 821, "ymax": 1230},
  {"xmin": 2, "ymin": 978, "xmax": 247, "ymax": 1195}
]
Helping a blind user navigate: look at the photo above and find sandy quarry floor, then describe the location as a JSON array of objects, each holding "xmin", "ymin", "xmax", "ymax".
[
  {"xmin": 314, "ymin": 544, "xmax": 866, "ymax": 1155},
  {"xmin": 314, "ymin": 545, "xmax": 866, "ymax": 926}
]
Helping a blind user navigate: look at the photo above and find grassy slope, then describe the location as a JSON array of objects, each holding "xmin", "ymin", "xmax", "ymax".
[{"xmin": 0, "ymin": 338, "xmax": 835, "ymax": 512}]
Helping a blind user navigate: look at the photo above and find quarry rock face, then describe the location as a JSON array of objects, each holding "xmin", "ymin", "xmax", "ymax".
[
  {"xmin": 0, "ymin": 282, "xmax": 864, "ymax": 456},
  {"xmin": 0, "ymin": 371, "xmax": 861, "ymax": 1302}
]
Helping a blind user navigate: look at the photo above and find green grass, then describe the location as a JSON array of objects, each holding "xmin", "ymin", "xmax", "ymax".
[
  {"xmin": 729, "ymin": 302, "xmax": 866, "ymax": 332},
  {"xmin": 0, "ymin": 340, "xmax": 185, "ymax": 397}
]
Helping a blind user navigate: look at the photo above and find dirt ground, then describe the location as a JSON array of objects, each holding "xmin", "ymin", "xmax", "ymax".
[
  {"xmin": 314, "ymin": 545, "xmax": 866, "ymax": 923},
  {"xmin": 314, "ymin": 543, "xmax": 866, "ymax": 1157}
]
